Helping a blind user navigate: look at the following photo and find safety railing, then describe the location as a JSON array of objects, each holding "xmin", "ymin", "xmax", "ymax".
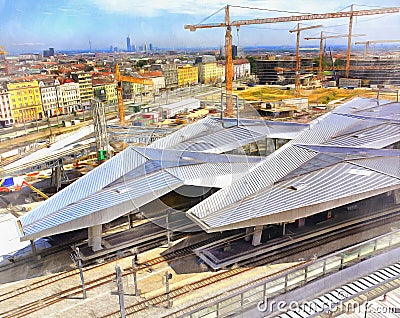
[{"xmin": 181, "ymin": 229, "xmax": 400, "ymax": 318}]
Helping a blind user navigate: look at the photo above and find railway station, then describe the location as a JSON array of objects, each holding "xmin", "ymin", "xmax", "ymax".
[
  {"xmin": 1, "ymin": 2, "xmax": 400, "ymax": 315},
  {"xmin": 6, "ymin": 97, "xmax": 397, "ymax": 262}
]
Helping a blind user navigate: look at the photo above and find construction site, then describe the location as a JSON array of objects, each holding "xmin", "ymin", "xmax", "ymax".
[{"xmin": 0, "ymin": 3, "xmax": 400, "ymax": 318}]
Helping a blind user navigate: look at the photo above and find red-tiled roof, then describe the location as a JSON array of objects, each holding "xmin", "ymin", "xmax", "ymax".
[
  {"xmin": 140, "ymin": 71, "xmax": 163, "ymax": 78},
  {"xmin": 233, "ymin": 59, "xmax": 250, "ymax": 65},
  {"xmin": 92, "ymin": 78, "xmax": 114, "ymax": 86}
]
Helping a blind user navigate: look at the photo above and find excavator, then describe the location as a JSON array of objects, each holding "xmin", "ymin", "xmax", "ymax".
[{"xmin": 0, "ymin": 176, "xmax": 49, "ymax": 199}]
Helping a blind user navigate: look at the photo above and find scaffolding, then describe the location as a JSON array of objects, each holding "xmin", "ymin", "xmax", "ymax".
[{"xmin": 91, "ymin": 99, "xmax": 111, "ymax": 162}]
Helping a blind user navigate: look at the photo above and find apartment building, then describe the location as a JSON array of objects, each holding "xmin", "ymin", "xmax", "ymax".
[
  {"xmin": 141, "ymin": 71, "xmax": 165, "ymax": 94},
  {"xmin": 177, "ymin": 64, "xmax": 198, "ymax": 87},
  {"xmin": 0, "ymin": 86, "xmax": 13, "ymax": 127},
  {"xmin": 233, "ymin": 59, "xmax": 251, "ymax": 80},
  {"xmin": 197, "ymin": 62, "xmax": 225, "ymax": 84},
  {"xmin": 57, "ymin": 80, "xmax": 81, "ymax": 114},
  {"xmin": 92, "ymin": 78, "xmax": 118, "ymax": 105},
  {"xmin": 7, "ymin": 80, "xmax": 44, "ymax": 123},
  {"xmin": 39, "ymin": 78, "xmax": 60, "ymax": 117},
  {"xmin": 71, "ymin": 71, "xmax": 93, "ymax": 108},
  {"xmin": 151, "ymin": 64, "xmax": 178, "ymax": 89}
]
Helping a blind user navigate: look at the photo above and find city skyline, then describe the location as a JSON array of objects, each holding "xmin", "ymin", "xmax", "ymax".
[{"xmin": 1, "ymin": 0, "xmax": 399, "ymax": 54}]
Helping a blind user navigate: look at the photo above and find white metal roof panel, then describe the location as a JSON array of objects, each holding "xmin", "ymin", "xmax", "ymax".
[
  {"xmin": 189, "ymin": 161, "xmax": 400, "ymax": 230},
  {"xmin": 21, "ymin": 171, "xmax": 183, "ymax": 237},
  {"xmin": 19, "ymin": 147, "xmax": 147, "ymax": 231},
  {"xmin": 4, "ymin": 125, "xmax": 94, "ymax": 170},
  {"xmin": 188, "ymin": 145, "xmax": 318, "ymax": 220},
  {"xmin": 326, "ymin": 123, "xmax": 400, "ymax": 148},
  {"xmin": 166, "ymin": 162, "xmax": 260, "ymax": 188}
]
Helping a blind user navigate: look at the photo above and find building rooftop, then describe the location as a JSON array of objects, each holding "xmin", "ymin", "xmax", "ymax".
[{"xmin": 14, "ymin": 97, "xmax": 400, "ymax": 240}]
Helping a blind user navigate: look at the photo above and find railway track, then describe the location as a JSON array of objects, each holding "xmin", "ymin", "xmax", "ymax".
[
  {"xmin": 0, "ymin": 232, "xmax": 226, "ymax": 318},
  {"xmin": 160, "ymin": 211, "xmax": 400, "ymax": 317},
  {"xmin": 2, "ymin": 209, "xmax": 399, "ymax": 317},
  {"xmin": 0, "ymin": 223, "xmax": 198, "ymax": 302},
  {"xmin": 103, "ymin": 209, "xmax": 400, "ymax": 318}
]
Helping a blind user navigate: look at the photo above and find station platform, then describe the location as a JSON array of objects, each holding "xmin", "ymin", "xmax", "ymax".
[
  {"xmin": 75, "ymin": 217, "xmax": 200, "ymax": 262},
  {"xmin": 196, "ymin": 195, "xmax": 400, "ymax": 270}
]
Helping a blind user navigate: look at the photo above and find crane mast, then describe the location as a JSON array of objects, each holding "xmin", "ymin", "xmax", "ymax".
[
  {"xmin": 355, "ymin": 39, "xmax": 400, "ymax": 55},
  {"xmin": 305, "ymin": 32, "xmax": 365, "ymax": 80},
  {"xmin": 115, "ymin": 63, "xmax": 153, "ymax": 124},
  {"xmin": 225, "ymin": 6, "xmax": 233, "ymax": 117},
  {"xmin": 289, "ymin": 24, "xmax": 322, "ymax": 97}
]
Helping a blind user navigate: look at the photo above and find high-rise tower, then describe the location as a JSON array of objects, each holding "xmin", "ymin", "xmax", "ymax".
[{"xmin": 126, "ymin": 36, "xmax": 131, "ymax": 52}]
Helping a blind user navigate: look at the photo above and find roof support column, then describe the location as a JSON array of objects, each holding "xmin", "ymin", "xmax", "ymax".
[
  {"xmin": 245, "ymin": 227, "xmax": 252, "ymax": 242},
  {"xmin": 30, "ymin": 239, "xmax": 39, "ymax": 260},
  {"xmin": 252, "ymin": 225, "xmax": 263, "ymax": 247},
  {"xmin": 88, "ymin": 224, "xmax": 103, "ymax": 252},
  {"xmin": 393, "ymin": 189, "xmax": 400, "ymax": 204}
]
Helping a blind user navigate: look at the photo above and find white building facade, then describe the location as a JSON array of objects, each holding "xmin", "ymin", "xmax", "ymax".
[
  {"xmin": 57, "ymin": 82, "xmax": 81, "ymax": 114},
  {"xmin": 0, "ymin": 87, "xmax": 13, "ymax": 127},
  {"xmin": 233, "ymin": 59, "xmax": 251, "ymax": 80},
  {"xmin": 39, "ymin": 79, "xmax": 60, "ymax": 117}
]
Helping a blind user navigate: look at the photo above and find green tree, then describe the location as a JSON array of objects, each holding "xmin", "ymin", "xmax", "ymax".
[{"xmin": 246, "ymin": 56, "xmax": 257, "ymax": 74}]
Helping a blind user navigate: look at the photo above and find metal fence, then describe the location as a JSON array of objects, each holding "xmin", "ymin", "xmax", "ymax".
[{"xmin": 182, "ymin": 229, "xmax": 400, "ymax": 318}]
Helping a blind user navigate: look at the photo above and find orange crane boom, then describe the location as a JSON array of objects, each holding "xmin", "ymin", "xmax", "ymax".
[
  {"xmin": 0, "ymin": 46, "xmax": 8, "ymax": 75},
  {"xmin": 289, "ymin": 24, "xmax": 322, "ymax": 97},
  {"xmin": 0, "ymin": 46, "xmax": 8, "ymax": 55},
  {"xmin": 185, "ymin": 5, "xmax": 399, "ymax": 111},
  {"xmin": 355, "ymin": 39, "xmax": 400, "ymax": 55},
  {"xmin": 305, "ymin": 32, "xmax": 365, "ymax": 79},
  {"xmin": 115, "ymin": 63, "xmax": 153, "ymax": 124}
]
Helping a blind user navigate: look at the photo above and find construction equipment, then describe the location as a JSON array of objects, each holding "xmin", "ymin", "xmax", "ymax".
[
  {"xmin": 289, "ymin": 24, "xmax": 322, "ymax": 97},
  {"xmin": 355, "ymin": 39, "xmax": 400, "ymax": 55},
  {"xmin": 115, "ymin": 64, "xmax": 153, "ymax": 124},
  {"xmin": 185, "ymin": 5, "xmax": 399, "ymax": 113},
  {"xmin": 0, "ymin": 45, "xmax": 8, "ymax": 75},
  {"xmin": 329, "ymin": 48, "xmax": 337, "ymax": 82},
  {"xmin": 305, "ymin": 32, "xmax": 365, "ymax": 80},
  {"xmin": 0, "ymin": 46, "xmax": 7, "ymax": 55},
  {"xmin": 0, "ymin": 176, "xmax": 49, "ymax": 199}
]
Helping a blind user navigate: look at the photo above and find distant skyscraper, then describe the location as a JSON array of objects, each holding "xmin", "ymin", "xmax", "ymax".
[
  {"xmin": 232, "ymin": 45, "xmax": 238, "ymax": 58},
  {"xmin": 49, "ymin": 48, "xmax": 54, "ymax": 56},
  {"xmin": 126, "ymin": 36, "xmax": 131, "ymax": 52},
  {"xmin": 149, "ymin": 43, "xmax": 153, "ymax": 51}
]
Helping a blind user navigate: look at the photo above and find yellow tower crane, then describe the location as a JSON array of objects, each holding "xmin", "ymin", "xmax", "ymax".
[
  {"xmin": 355, "ymin": 39, "xmax": 400, "ymax": 55},
  {"xmin": 185, "ymin": 5, "xmax": 399, "ymax": 110},
  {"xmin": 305, "ymin": 32, "xmax": 365, "ymax": 80},
  {"xmin": 115, "ymin": 63, "xmax": 153, "ymax": 124},
  {"xmin": 0, "ymin": 46, "xmax": 7, "ymax": 55},
  {"xmin": 0, "ymin": 46, "xmax": 8, "ymax": 75}
]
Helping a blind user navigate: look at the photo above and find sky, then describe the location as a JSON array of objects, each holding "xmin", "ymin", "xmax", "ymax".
[{"xmin": 0, "ymin": 0, "xmax": 399, "ymax": 54}]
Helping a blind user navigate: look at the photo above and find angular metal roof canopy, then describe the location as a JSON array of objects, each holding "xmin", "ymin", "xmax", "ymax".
[
  {"xmin": 186, "ymin": 98, "xmax": 400, "ymax": 231},
  {"xmin": 17, "ymin": 98, "xmax": 400, "ymax": 240}
]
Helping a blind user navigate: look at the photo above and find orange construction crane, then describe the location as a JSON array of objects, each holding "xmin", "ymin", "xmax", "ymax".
[
  {"xmin": 290, "ymin": 24, "xmax": 322, "ymax": 97},
  {"xmin": 0, "ymin": 46, "xmax": 7, "ymax": 55},
  {"xmin": 185, "ymin": 5, "xmax": 399, "ymax": 113},
  {"xmin": 115, "ymin": 63, "xmax": 153, "ymax": 124},
  {"xmin": 355, "ymin": 39, "xmax": 400, "ymax": 55},
  {"xmin": 0, "ymin": 46, "xmax": 8, "ymax": 75},
  {"xmin": 305, "ymin": 32, "xmax": 365, "ymax": 80}
]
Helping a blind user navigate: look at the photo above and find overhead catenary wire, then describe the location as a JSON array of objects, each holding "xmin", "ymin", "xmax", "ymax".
[
  {"xmin": 229, "ymin": 5, "xmax": 313, "ymax": 15},
  {"xmin": 194, "ymin": 6, "xmax": 226, "ymax": 26}
]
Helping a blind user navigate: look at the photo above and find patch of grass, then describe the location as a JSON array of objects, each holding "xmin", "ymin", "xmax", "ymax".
[{"xmin": 237, "ymin": 86, "xmax": 377, "ymax": 104}]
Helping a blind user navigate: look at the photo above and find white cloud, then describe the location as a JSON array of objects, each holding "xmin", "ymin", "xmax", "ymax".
[{"xmin": 88, "ymin": 0, "xmax": 400, "ymax": 19}]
